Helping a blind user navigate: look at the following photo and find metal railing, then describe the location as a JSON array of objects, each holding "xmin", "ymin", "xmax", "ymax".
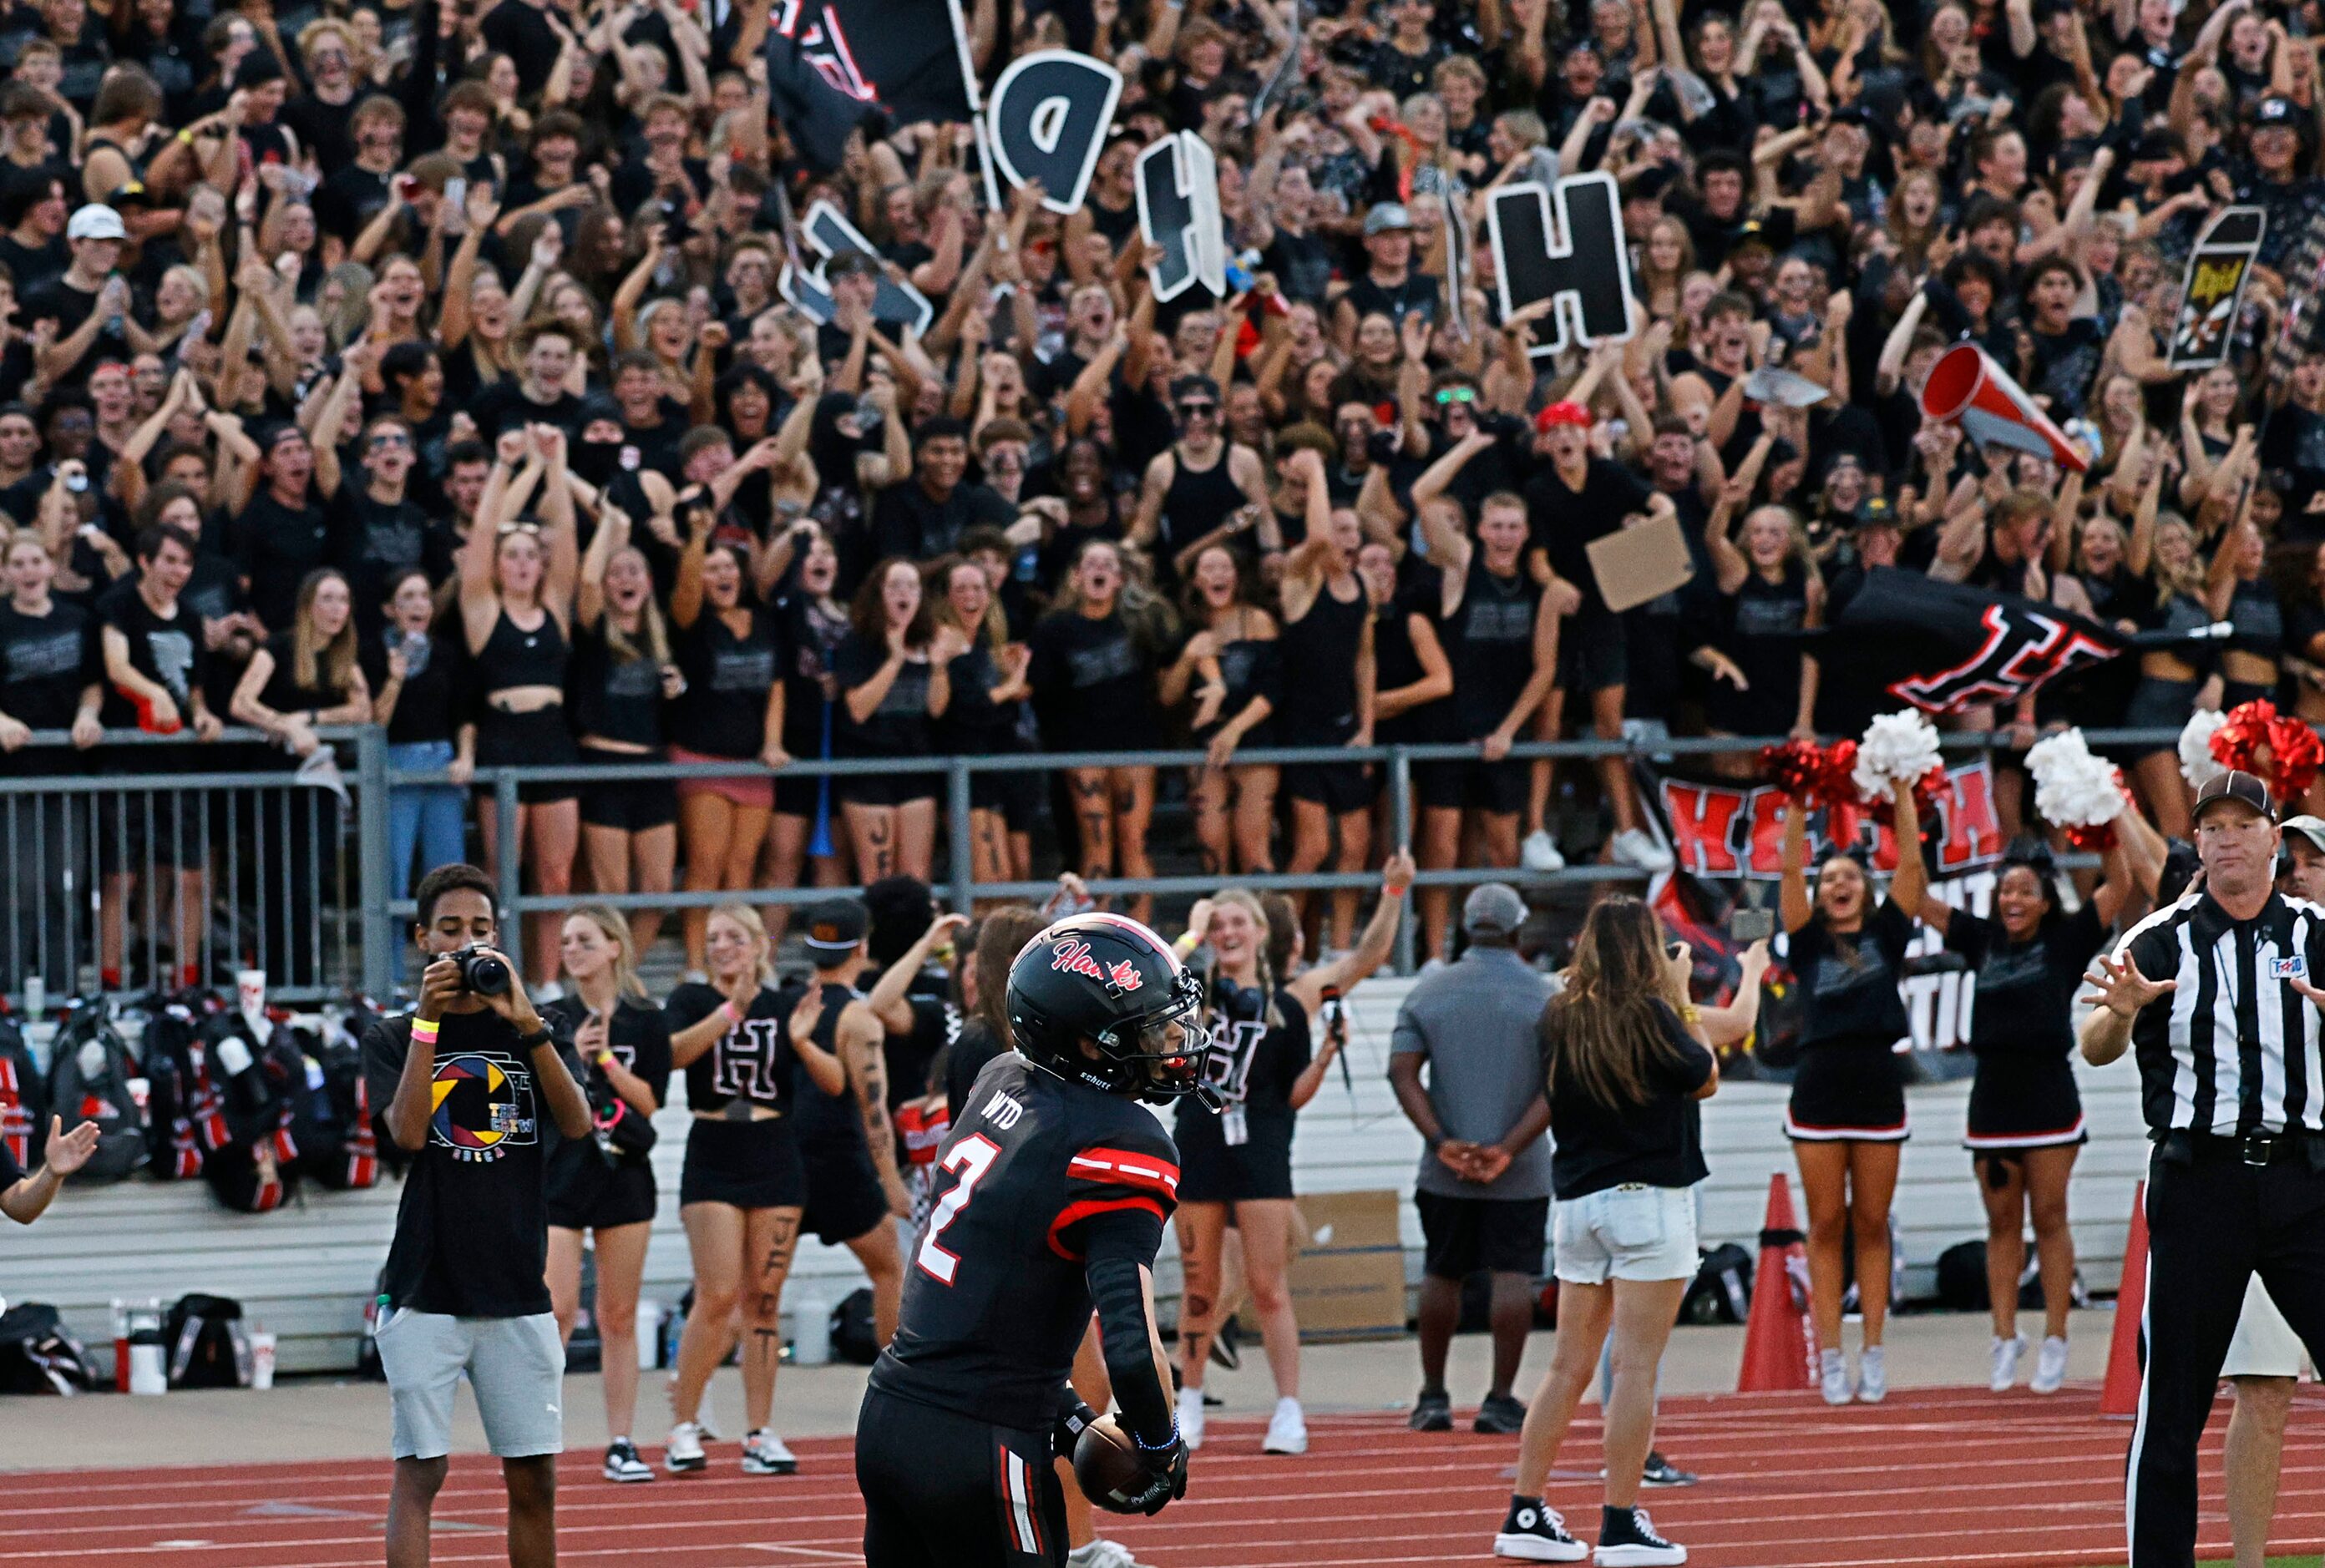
[{"xmin": 2, "ymin": 722, "xmax": 2186, "ymax": 1007}]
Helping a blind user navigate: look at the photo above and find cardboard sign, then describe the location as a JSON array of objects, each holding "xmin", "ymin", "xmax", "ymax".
[
  {"xmin": 986, "ymin": 50, "xmax": 1122, "ymax": 215},
  {"xmin": 776, "ymin": 200, "xmax": 935, "ymax": 334},
  {"xmin": 1486, "ymin": 172, "xmax": 1635, "ymax": 358},
  {"xmin": 2168, "ymin": 205, "xmax": 2266, "ymax": 370},
  {"xmin": 1585, "ymin": 511, "xmax": 1695, "ymax": 614},
  {"xmin": 1135, "ymin": 132, "xmax": 1224, "ymax": 303}
]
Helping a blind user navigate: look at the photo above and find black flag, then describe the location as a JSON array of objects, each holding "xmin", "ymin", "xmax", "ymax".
[
  {"xmin": 1815, "ymin": 569, "xmax": 2132, "ymax": 717},
  {"xmin": 767, "ymin": 0, "xmax": 974, "ymax": 171}
]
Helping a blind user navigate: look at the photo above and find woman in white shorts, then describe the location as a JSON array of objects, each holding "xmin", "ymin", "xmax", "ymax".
[
  {"xmin": 2221, "ymin": 1278, "xmax": 2307, "ymax": 1568},
  {"xmin": 1491, "ymin": 897, "xmax": 1718, "ymax": 1567}
]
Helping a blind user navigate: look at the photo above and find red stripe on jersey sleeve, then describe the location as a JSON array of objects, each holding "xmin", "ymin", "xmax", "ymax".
[
  {"xmin": 1067, "ymin": 1147, "xmax": 1182, "ymax": 1198},
  {"xmin": 1046, "ymin": 1196, "xmax": 1168, "ymax": 1260}
]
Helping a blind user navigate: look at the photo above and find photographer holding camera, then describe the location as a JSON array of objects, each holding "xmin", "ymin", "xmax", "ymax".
[{"xmin": 364, "ymin": 863, "xmax": 593, "ymax": 1568}]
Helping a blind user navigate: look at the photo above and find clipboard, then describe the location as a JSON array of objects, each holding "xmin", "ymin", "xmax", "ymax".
[{"xmin": 1585, "ymin": 513, "xmax": 1694, "ymax": 614}]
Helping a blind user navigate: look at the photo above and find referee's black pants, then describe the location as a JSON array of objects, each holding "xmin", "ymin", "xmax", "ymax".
[{"xmin": 2130, "ymin": 1137, "xmax": 2325, "ymax": 1567}]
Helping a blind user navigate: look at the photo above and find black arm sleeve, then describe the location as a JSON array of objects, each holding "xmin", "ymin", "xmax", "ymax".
[{"xmin": 1083, "ymin": 1211, "xmax": 1173, "ymax": 1448}]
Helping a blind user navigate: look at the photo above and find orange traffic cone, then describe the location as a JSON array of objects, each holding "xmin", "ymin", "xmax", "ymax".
[
  {"xmin": 1738, "ymin": 1172, "xmax": 1821, "ymax": 1392},
  {"xmin": 2100, "ymin": 1181, "xmax": 2149, "ymax": 1417}
]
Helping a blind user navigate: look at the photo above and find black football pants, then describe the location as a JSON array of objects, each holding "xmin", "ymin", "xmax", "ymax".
[
  {"xmin": 857, "ymin": 1387, "xmax": 1066, "ymax": 1567},
  {"xmin": 2130, "ymin": 1139, "xmax": 2325, "ymax": 1567}
]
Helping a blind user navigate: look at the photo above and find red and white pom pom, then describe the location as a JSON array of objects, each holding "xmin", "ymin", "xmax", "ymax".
[
  {"xmin": 1851, "ymin": 711, "xmax": 1944, "ymax": 802},
  {"xmin": 2179, "ymin": 709, "xmax": 2229, "ymax": 792}
]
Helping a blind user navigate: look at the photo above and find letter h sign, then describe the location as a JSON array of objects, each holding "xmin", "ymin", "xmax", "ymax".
[{"xmin": 1487, "ymin": 171, "xmax": 1635, "ymax": 360}]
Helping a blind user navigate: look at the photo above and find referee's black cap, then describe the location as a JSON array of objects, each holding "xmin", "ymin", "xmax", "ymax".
[{"xmin": 2192, "ymin": 770, "xmax": 2272, "ymax": 824}]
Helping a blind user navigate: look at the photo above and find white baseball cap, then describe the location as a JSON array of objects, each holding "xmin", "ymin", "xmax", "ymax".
[{"xmin": 67, "ymin": 204, "xmax": 126, "ymax": 242}]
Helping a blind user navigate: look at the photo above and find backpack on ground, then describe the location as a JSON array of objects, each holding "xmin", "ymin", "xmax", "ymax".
[
  {"xmin": 0, "ymin": 1014, "xmax": 47, "ymax": 1176},
  {"xmin": 163, "ymin": 1292, "xmax": 251, "ymax": 1388},
  {"xmin": 0, "ymin": 1302, "xmax": 99, "ymax": 1393},
  {"xmin": 831, "ymin": 1287, "xmax": 879, "ymax": 1365},
  {"xmin": 139, "ymin": 1001, "xmax": 209, "ymax": 1181},
  {"xmin": 44, "ymin": 1004, "xmax": 146, "ymax": 1183},
  {"xmin": 287, "ymin": 1013, "xmax": 378, "ymax": 1191},
  {"xmin": 1681, "ymin": 1242, "xmax": 1755, "ymax": 1325},
  {"xmin": 195, "ymin": 1014, "xmax": 300, "ymax": 1212}
]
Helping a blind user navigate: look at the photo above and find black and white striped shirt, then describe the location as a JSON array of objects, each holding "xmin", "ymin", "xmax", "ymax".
[{"xmin": 2116, "ymin": 891, "xmax": 2325, "ymax": 1137}]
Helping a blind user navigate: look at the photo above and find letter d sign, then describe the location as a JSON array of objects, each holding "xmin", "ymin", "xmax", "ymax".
[{"xmin": 1487, "ymin": 172, "xmax": 1634, "ymax": 358}]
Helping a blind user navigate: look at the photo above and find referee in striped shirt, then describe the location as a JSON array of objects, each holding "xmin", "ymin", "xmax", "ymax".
[{"xmin": 2081, "ymin": 769, "xmax": 2325, "ymax": 1568}]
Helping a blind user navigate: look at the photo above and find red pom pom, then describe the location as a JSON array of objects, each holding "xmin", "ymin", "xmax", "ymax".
[
  {"xmin": 2266, "ymin": 712, "xmax": 2323, "ymax": 802},
  {"xmin": 2211, "ymin": 699, "xmax": 2277, "ymax": 776},
  {"xmin": 2062, "ymin": 821, "xmax": 2119, "ymax": 852},
  {"xmin": 1760, "ymin": 739, "xmax": 1860, "ymax": 810}
]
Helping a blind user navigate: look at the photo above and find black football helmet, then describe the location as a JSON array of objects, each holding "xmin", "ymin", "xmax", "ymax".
[{"xmin": 1007, "ymin": 913, "xmax": 1216, "ymax": 1106}]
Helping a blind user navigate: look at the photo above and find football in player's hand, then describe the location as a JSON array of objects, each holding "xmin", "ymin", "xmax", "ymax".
[{"xmin": 1071, "ymin": 1414, "xmax": 1152, "ymax": 1513}]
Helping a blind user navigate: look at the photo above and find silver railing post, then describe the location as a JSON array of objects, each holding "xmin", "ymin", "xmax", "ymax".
[
  {"xmin": 947, "ymin": 758, "xmax": 976, "ymax": 913},
  {"xmin": 495, "ymin": 772, "xmax": 523, "ymax": 974},
  {"xmin": 356, "ymin": 726, "xmax": 393, "ymax": 999},
  {"xmin": 1389, "ymin": 745, "xmax": 1416, "ymax": 975}
]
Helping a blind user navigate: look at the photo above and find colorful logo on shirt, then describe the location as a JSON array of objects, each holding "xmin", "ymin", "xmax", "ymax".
[
  {"xmin": 2272, "ymin": 956, "xmax": 2310, "ymax": 981},
  {"xmin": 428, "ymin": 1051, "xmax": 538, "ymax": 1163}
]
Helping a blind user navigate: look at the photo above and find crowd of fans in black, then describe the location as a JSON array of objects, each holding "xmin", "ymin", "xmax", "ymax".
[{"xmin": 3, "ymin": 0, "xmax": 2325, "ymax": 993}]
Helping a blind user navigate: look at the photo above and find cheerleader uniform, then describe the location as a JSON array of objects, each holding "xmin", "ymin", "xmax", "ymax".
[
  {"xmin": 1177, "ymin": 982, "xmax": 1311, "ymax": 1203},
  {"xmin": 787, "ymin": 979, "xmax": 891, "ymax": 1247},
  {"xmin": 539, "ymin": 994, "xmax": 673, "ymax": 1230},
  {"xmin": 1943, "ymin": 903, "xmax": 2105, "ymax": 1153},
  {"xmin": 664, "ymin": 981, "xmax": 805, "ymax": 1210},
  {"xmin": 1784, "ymin": 898, "xmax": 1915, "ymax": 1142}
]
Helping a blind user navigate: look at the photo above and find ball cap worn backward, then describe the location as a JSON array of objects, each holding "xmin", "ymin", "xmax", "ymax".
[
  {"xmin": 2191, "ymin": 769, "xmax": 2273, "ymax": 825},
  {"xmin": 802, "ymin": 896, "xmax": 869, "ymax": 954},
  {"xmin": 1462, "ymin": 882, "xmax": 1527, "ymax": 937},
  {"xmin": 67, "ymin": 204, "xmax": 126, "ymax": 243}
]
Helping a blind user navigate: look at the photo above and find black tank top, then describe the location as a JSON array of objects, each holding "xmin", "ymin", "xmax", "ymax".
[
  {"xmin": 1197, "ymin": 633, "xmax": 1279, "ymax": 744},
  {"xmin": 569, "ymin": 620, "xmax": 665, "ymax": 747},
  {"xmin": 1157, "ymin": 447, "xmax": 1247, "ymax": 570},
  {"xmin": 481, "ymin": 607, "xmax": 568, "ymax": 697},
  {"xmin": 86, "ymin": 133, "xmax": 146, "ymax": 186},
  {"xmin": 789, "ymin": 979, "xmax": 863, "ymax": 1147},
  {"xmin": 1723, "ymin": 561, "xmax": 1810, "ymax": 692},
  {"xmin": 1450, "ymin": 560, "xmax": 1537, "ymax": 739},
  {"xmin": 1278, "ymin": 577, "xmax": 1366, "ymax": 741},
  {"xmin": 2227, "ymin": 576, "xmax": 2283, "ymax": 663}
]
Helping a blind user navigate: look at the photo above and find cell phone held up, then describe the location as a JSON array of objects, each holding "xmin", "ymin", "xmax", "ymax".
[{"xmin": 1728, "ymin": 908, "xmax": 1776, "ymax": 943}]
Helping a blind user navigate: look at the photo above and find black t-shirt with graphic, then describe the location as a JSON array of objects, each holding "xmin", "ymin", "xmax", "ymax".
[
  {"xmin": 1542, "ymin": 997, "xmax": 1715, "ymax": 1200},
  {"xmin": 539, "ymin": 992, "xmax": 673, "ymax": 1199},
  {"xmin": 362, "ymin": 1008, "xmax": 583, "ymax": 1318},
  {"xmin": 1027, "ymin": 607, "xmax": 1157, "ymax": 751},
  {"xmin": 95, "ymin": 579, "xmax": 208, "ymax": 729},
  {"xmin": 0, "ymin": 599, "xmax": 94, "ymax": 727},
  {"xmin": 832, "ymin": 630, "xmax": 934, "ymax": 759},
  {"xmin": 231, "ymin": 485, "xmax": 353, "ymax": 634},
  {"xmin": 669, "ymin": 604, "xmax": 778, "ymax": 759},
  {"xmin": 1789, "ymin": 896, "xmax": 1915, "ymax": 1050},
  {"xmin": 1944, "ymin": 901, "xmax": 2106, "ymax": 1060},
  {"xmin": 1175, "ymin": 982, "xmax": 1309, "ymax": 1158},
  {"xmin": 665, "ymin": 981, "xmax": 797, "ymax": 1116}
]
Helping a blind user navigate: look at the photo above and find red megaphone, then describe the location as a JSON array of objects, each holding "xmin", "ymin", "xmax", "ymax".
[{"xmin": 1918, "ymin": 343, "xmax": 2089, "ymax": 473}]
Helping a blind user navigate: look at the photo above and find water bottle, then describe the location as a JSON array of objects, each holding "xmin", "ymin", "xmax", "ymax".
[
  {"xmin": 22, "ymin": 976, "xmax": 43, "ymax": 1016},
  {"xmin": 789, "ymin": 1289, "xmax": 830, "ymax": 1367}
]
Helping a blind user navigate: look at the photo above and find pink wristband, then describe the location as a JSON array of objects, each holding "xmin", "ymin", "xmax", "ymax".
[
  {"xmin": 719, "ymin": 999, "xmax": 742, "ymax": 1027},
  {"xmin": 410, "ymin": 1019, "xmax": 439, "ymax": 1045}
]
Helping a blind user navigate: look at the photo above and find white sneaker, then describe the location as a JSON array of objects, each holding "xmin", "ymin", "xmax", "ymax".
[
  {"xmin": 1856, "ymin": 1346, "xmax": 1887, "ymax": 1404},
  {"xmin": 1522, "ymin": 829, "xmax": 1567, "ymax": 873},
  {"xmin": 1988, "ymin": 1333, "xmax": 2026, "ymax": 1393},
  {"xmin": 1262, "ymin": 1395, "xmax": 1308, "ymax": 1454},
  {"xmin": 1818, "ymin": 1348, "xmax": 1851, "ymax": 1405},
  {"xmin": 1177, "ymin": 1383, "xmax": 1206, "ymax": 1451},
  {"xmin": 1066, "ymin": 1541, "xmax": 1145, "ymax": 1568},
  {"xmin": 741, "ymin": 1428, "xmax": 798, "ymax": 1474},
  {"xmin": 1610, "ymin": 828, "xmax": 1674, "ymax": 873},
  {"xmin": 664, "ymin": 1419, "xmax": 707, "ymax": 1474},
  {"xmin": 2031, "ymin": 1335, "xmax": 2069, "ymax": 1394}
]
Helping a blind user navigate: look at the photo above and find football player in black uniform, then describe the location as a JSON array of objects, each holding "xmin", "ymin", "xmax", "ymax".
[{"xmin": 858, "ymin": 912, "xmax": 1206, "ymax": 1566}]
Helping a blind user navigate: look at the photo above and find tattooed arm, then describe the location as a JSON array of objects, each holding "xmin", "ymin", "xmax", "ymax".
[{"xmin": 841, "ymin": 999, "xmax": 911, "ymax": 1217}]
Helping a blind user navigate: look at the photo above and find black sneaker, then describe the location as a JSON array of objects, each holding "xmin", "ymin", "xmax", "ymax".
[
  {"xmin": 1639, "ymin": 1451, "xmax": 1698, "ymax": 1488},
  {"xmin": 1474, "ymin": 1393, "xmax": 1527, "ymax": 1434},
  {"xmin": 1492, "ymin": 1495, "xmax": 1585, "ymax": 1562},
  {"xmin": 1409, "ymin": 1389, "xmax": 1453, "ymax": 1432},
  {"xmin": 602, "ymin": 1439, "xmax": 653, "ymax": 1484},
  {"xmin": 1594, "ymin": 1505, "xmax": 1685, "ymax": 1566},
  {"xmin": 1208, "ymin": 1315, "xmax": 1243, "ymax": 1371}
]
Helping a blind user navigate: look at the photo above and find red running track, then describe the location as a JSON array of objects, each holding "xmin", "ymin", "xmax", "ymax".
[{"xmin": 6, "ymin": 1383, "xmax": 2324, "ymax": 1567}]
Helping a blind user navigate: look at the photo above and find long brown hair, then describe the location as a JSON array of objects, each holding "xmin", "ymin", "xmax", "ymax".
[
  {"xmin": 971, "ymin": 905, "xmax": 1048, "ymax": 1044},
  {"xmin": 291, "ymin": 569, "xmax": 359, "ymax": 696},
  {"xmin": 1540, "ymin": 896, "xmax": 1690, "ymax": 1110}
]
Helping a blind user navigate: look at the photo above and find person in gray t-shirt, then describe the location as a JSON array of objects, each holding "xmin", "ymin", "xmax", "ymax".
[{"xmin": 1388, "ymin": 883, "xmax": 1553, "ymax": 1435}]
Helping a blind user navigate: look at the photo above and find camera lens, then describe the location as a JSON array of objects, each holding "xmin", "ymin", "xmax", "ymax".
[{"xmin": 458, "ymin": 948, "xmax": 511, "ymax": 996}]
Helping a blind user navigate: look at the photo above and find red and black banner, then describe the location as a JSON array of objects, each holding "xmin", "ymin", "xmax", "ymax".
[
  {"xmin": 767, "ymin": 0, "xmax": 974, "ymax": 169},
  {"xmin": 1818, "ymin": 569, "xmax": 2130, "ymax": 716}
]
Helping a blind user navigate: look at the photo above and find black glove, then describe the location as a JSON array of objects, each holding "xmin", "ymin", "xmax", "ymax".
[
  {"xmin": 1053, "ymin": 1398, "xmax": 1099, "ymax": 1458},
  {"xmin": 1121, "ymin": 1428, "xmax": 1188, "ymax": 1517}
]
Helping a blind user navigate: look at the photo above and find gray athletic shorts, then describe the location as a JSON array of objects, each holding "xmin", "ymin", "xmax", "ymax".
[{"xmin": 376, "ymin": 1308, "xmax": 565, "ymax": 1461}]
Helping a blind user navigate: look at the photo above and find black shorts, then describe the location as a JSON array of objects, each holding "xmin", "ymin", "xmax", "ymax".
[
  {"xmin": 970, "ymin": 768, "xmax": 1042, "ymax": 834},
  {"xmin": 1786, "ymin": 1041, "xmax": 1909, "ymax": 1142},
  {"xmin": 802, "ymin": 1137, "xmax": 891, "ymax": 1246},
  {"xmin": 1416, "ymin": 1190, "xmax": 1549, "ymax": 1280},
  {"xmin": 1554, "ymin": 610, "xmax": 1627, "ymax": 695},
  {"xmin": 1174, "ymin": 1116, "xmax": 1294, "ymax": 1204},
  {"xmin": 1416, "ymin": 756, "xmax": 1527, "ymax": 817},
  {"xmin": 773, "ymin": 768, "xmax": 828, "ymax": 821},
  {"xmin": 2120, "ymin": 676, "xmax": 2200, "ymax": 759},
  {"xmin": 97, "ymin": 782, "xmax": 210, "ymax": 872},
  {"xmin": 837, "ymin": 767, "xmax": 941, "ymax": 809},
  {"xmin": 2222, "ymin": 680, "xmax": 2276, "ymax": 712},
  {"xmin": 857, "ymin": 1388, "xmax": 1065, "ymax": 1568},
  {"xmin": 1963, "ymin": 1053, "xmax": 2086, "ymax": 1151},
  {"xmin": 1284, "ymin": 759, "xmax": 1377, "ymax": 814},
  {"xmin": 577, "ymin": 746, "xmax": 678, "ymax": 833},
  {"xmin": 475, "ymin": 707, "xmax": 580, "ymax": 805},
  {"xmin": 679, "ymin": 1115, "xmax": 805, "ymax": 1209},
  {"xmin": 545, "ymin": 1146, "xmax": 660, "ymax": 1230}
]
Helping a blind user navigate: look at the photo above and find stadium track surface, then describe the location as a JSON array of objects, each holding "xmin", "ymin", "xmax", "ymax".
[{"xmin": 8, "ymin": 1383, "xmax": 2325, "ymax": 1566}]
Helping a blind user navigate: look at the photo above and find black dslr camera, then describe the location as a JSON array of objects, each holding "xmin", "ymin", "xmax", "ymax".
[{"xmin": 448, "ymin": 945, "xmax": 510, "ymax": 996}]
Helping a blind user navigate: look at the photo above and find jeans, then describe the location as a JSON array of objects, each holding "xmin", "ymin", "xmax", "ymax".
[{"xmin": 388, "ymin": 741, "xmax": 466, "ymax": 979}]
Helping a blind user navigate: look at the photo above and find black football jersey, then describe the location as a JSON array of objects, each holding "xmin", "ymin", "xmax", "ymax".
[{"xmin": 869, "ymin": 1053, "xmax": 1180, "ymax": 1431}]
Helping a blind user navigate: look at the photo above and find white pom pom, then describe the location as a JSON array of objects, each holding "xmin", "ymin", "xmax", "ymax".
[
  {"xmin": 2025, "ymin": 727, "xmax": 2095, "ymax": 786},
  {"xmin": 1851, "ymin": 711, "xmax": 1945, "ymax": 801},
  {"xmin": 2180, "ymin": 710, "xmax": 2229, "ymax": 792},
  {"xmin": 2032, "ymin": 743, "xmax": 2125, "ymax": 830}
]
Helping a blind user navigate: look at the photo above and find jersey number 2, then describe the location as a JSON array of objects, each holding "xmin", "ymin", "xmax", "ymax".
[{"xmin": 915, "ymin": 1134, "xmax": 1000, "ymax": 1285}]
